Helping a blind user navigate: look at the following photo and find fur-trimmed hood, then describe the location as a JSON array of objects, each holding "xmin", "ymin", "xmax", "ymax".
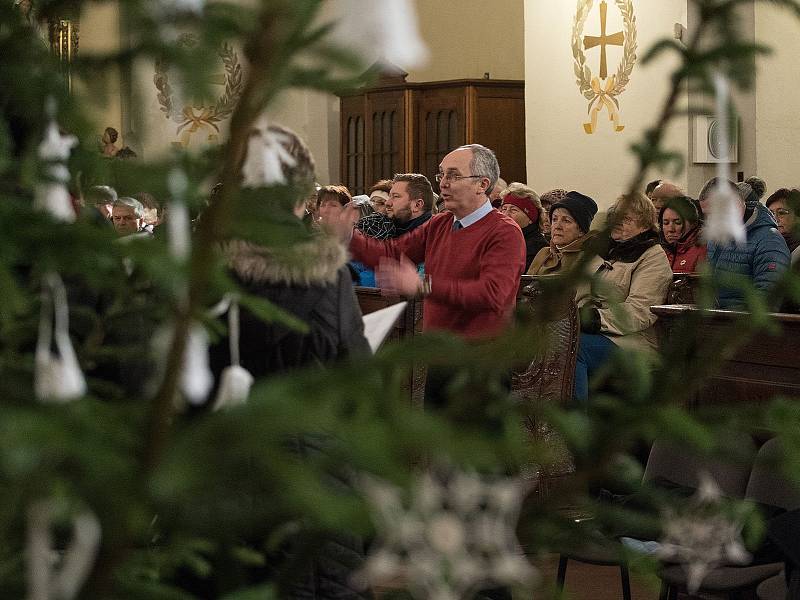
[{"xmin": 222, "ymin": 233, "xmax": 348, "ymax": 286}]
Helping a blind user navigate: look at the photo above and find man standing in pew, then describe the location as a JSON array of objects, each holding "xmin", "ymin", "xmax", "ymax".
[{"xmin": 336, "ymin": 143, "xmax": 526, "ymax": 408}]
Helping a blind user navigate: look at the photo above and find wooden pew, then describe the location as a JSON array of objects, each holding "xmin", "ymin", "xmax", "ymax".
[{"xmin": 651, "ymin": 304, "xmax": 800, "ymax": 406}]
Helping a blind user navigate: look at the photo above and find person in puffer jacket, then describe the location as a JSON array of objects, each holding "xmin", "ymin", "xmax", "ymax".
[{"xmin": 705, "ymin": 179, "xmax": 790, "ymax": 310}]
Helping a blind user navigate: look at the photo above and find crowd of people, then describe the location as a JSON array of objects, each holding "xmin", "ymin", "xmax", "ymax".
[
  {"xmin": 75, "ymin": 129, "xmax": 799, "ymax": 411},
  {"xmin": 66, "ymin": 126, "xmax": 799, "ymax": 598}
]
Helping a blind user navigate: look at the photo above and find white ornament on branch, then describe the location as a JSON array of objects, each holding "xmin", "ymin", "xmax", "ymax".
[
  {"xmin": 328, "ymin": 0, "xmax": 428, "ymax": 69},
  {"xmin": 167, "ymin": 168, "xmax": 191, "ymax": 262},
  {"xmin": 241, "ymin": 122, "xmax": 298, "ymax": 188},
  {"xmin": 34, "ymin": 116, "xmax": 78, "ymax": 223},
  {"xmin": 152, "ymin": 322, "xmax": 214, "ymax": 405},
  {"xmin": 354, "ymin": 466, "xmax": 537, "ymax": 599},
  {"xmin": 35, "ymin": 272, "xmax": 87, "ymax": 402},
  {"xmin": 703, "ymin": 72, "xmax": 746, "ymax": 245},
  {"xmin": 27, "ymin": 500, "xmax": 101, "ymax": 600},
  {"xmin": 209, "ymin": 296, "xmax": 254, "ymax": 410}
]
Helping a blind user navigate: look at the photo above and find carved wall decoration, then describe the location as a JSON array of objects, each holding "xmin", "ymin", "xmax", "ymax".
[
  {"xmin": 572, "ymin": 0, "xmax": 637, "ymax": 134},
  {"xmin": 153, "ymin": 36, "xmax": 243, "ymax": 148}
]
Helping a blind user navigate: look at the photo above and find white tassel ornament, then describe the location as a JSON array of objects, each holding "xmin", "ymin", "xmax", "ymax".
[
  {"xmin": 211, "ymin": 297, "xmax": 254, "ymax": 410},
  {"xmin": 328, "ymin": 0, "xmax": 428, "ymax": 69},
  {"xmin": 34, "ymin": 117, "xmax": 78, "ymax": 223},
  {"xmin": 151, "ymin": 323, "xmax": 214, "ymax": 405},
  {"xmin": 167, "ymin": 168, "xmax": 191, "ymax": 262},
  {"xmin": 703, "ymin": 72, "xmax": 746, "ymax": 245},
  {"xmin": 241, "ymin": 124, "xmax": 297, "ymax": 188},
  {"xmin": 35, "ymin": 273, "xmax": 87, "ymax": 402}
]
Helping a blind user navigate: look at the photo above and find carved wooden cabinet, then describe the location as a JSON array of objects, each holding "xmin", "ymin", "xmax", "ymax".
[{"xmin": 340, "ymin": 73, "xmax": 526, "ymax": 195}]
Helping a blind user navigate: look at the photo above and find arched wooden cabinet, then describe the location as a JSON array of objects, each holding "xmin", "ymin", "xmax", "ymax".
[{"xmin": 339, "ymin": 71, "xmax": 526, "ymax": 195}]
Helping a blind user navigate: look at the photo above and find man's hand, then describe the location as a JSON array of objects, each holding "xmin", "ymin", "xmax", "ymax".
[
  {"xmin": 326, "ymin": 202, "xmax": 361, "ymax": 242},
  {"xmin": 376, "ymin": 255, "xmax": 422, "ymax": 298}
]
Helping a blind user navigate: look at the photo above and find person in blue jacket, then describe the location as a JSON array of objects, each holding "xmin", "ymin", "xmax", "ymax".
[{"xmin": 702, "ymin": 178, "xmax": 791, "ymax": 309}]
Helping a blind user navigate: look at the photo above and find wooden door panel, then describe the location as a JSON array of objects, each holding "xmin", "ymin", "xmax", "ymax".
[
  {"xmin": 365, "ymin": 90, "xmax": 406, "ymax": 187},
  {"xmin": 416, "ymin": 88, "xmax": 466, "ymax": 183}
]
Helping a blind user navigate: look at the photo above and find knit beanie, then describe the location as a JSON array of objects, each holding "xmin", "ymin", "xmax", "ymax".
[
  {"xmin": 549, "ymin": 191, "xmax": 598, "ymax": 234},
  {"xmin": 501, "ymin": 194, "xmax": 539, "ymax": 224}
]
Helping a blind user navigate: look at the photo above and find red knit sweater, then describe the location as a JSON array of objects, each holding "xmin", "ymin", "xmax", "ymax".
[{"xmin": 350, "ymin": 210, "xmax": 526, "ymax": 338}]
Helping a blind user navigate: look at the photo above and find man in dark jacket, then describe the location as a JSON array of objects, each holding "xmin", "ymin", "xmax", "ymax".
[
  {"xmin": 387, "ymin": 173, "xmax": 434, "ymax": 237},
  {"xmin": 705, "ymin": 178, "xmax": 790, "ymax": 309},
  {"xmin": 498, "ymin": 183, "xmax": 548, "ymax": 270}
]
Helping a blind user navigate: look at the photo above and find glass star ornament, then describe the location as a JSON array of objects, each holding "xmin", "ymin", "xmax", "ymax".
[
  {"xmin": 656, "ymin": 472, "xmax": 751, "ymax": 594},
  {"xmin": 355, "ymin": 467, "xmax": 537, "ymax": 600}
]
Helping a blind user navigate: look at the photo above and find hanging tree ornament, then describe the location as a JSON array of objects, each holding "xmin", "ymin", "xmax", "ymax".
[
  {"xmin": 354, "ymin": 466, "xmax": 537, "ymax": 600},
  {"xmin": 27, "ymin": 499, "xmax": 101, "ymax": 600},
  {"xmin": 34, "ymin": 100, "xmax": 78, "ymax": 223},
  {"xmin": 209, "ymin": 296, "xmax": 254, "ymax": 410},
  {"xmin": 657, "ymin": 472, "xmax": 751, "ymax": 594},
  {"xmin": 241, "ymin": 120, "xmax": 298, "ymax": 188},
  {"xmin": 35, "ymin": 272, "xmax": 87, "ymax": 402},
  {"xmin": 703, "ymin": 72, "xmax": 746, "ymax": 245},
  {"xmin": 328, "ymin": 0, "xmax": 428, "ymax": 69}
]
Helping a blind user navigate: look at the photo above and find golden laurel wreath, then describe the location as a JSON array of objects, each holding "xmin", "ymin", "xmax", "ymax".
[
  {"xmin": 572, "ymin": 0, "xmax": 637, "ymax": 107},
  {"xmin": 154, "ymin": 37, "xmax": 243, "ymax": 144}
]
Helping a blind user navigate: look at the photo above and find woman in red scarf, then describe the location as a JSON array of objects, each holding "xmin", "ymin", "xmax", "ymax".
[{"xmin": 658, "ymin": 196, "xmax": 706, "ymax": 273}]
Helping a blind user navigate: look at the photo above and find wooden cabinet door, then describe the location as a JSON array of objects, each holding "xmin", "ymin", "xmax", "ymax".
[
  {"xmin": 365, "ymin": 90, "xmax": 407, "ymax": 188},
  {"xmin": 469, "ymin": 85, "xmax": 526, "ymax": 185},
  {"xmin": 340, "ymin": 95, "xmax": 366, "ymax": 194},
  {"xmin": 415, "ymin": 87, "xmax": 466, "ymax": 182}
]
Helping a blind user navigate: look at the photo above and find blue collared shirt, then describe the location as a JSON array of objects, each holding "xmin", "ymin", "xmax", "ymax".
[{"xmin": 454, "ymin": 200, "xmax": 493, "ymax": 229}]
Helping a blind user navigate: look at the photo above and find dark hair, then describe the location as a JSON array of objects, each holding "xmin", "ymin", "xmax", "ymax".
[
  {"xmin": 316, "ymin": 185, "xmax": 352, "ymax": 208},
  {"xmin": 658, "ymin": 196, "xmax": 700, "ymax": 228},
  {"xmin": 369, "ymin": 179, "xmax": 392, "ymax": 194},
  {"xmin": 765, "ymin": 188, "xmax": 793, "ymax": 208},
  {"xmin": 392, "ymin": 173, "xmax": 434, "ymax": 212},
  {"xmin": 134, "ymin": 192, "xmax": 160, "ymax": 211},
  {"xmin": 104, "ymin": 127, "xmax": 118, "ymax": 144},
  {"xmin": 540, "ymin": 188, "xmax": 568, "ymax": 210},
  {"xmin": 645, "ymin": 179, "xmax": 662, "ymax": 197}
]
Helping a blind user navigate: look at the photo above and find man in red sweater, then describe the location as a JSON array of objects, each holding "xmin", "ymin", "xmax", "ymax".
[{"xmin": 346, "ymin": 144, "xmax": 526, "ymax": 339}]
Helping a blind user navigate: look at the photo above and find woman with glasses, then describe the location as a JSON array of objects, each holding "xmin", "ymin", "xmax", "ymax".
[{"xmin": 766, "ymin": 188, "xmax": 800, "ymax": 265}]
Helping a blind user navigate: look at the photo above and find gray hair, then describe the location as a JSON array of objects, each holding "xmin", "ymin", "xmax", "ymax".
[
  {"xmin": 457, "ymin": 144, "xmax": 500, "ymax": 193},
  {"xmin": 114, "ymin": 196, "xmax": 145, "ymax": 218}
]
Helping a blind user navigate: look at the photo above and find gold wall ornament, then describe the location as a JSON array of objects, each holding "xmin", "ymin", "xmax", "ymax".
[
  {"xmin": 47, "ymin": 5, "xmax": 80, "ymax": 95},
  {"xmin": 154, "ymin": 39, "xmax": 243, "ymax": 149},
  {"xmin": 572, "ymin": 0, "xmax": 637, "ymax": 134}
]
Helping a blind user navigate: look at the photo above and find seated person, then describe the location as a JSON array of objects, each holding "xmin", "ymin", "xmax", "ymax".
[
  {"xmin": 387, "ymin": 173, "xmax": 434, "ymax": 236},
  {"xmin": 766, "ymin": 188, "xmax": 800, "ymax": 265},
  {"xmin": 527, "ymin": 190, "xmax": 598, "ymax": 275},
  {"xmin": 702, "ymin": 177, "xmax": 790, "ymax": 310},
  {"xmin": 368, "ymin": 179, "xmax": 391, "ymax": 215},
  {"xmin": 84, "ymin": 185, "xmax": 116, "ymax": 222},
  {"xmin": 538, "ymin": 188, "xmax": 569, "ymax": 240},
  {"xmin": 659, "ymin": 196, "xmax": 706, "ymax": 273},
  {"xmin": 574, "ymin": 192, "xmax": 672, "ymax": 404},
  {"xmin": 315, "ymin": 184, "xmax": 352, "ymax": 228},
  {"xmin": 348, "ymin": 195, "xmax": 393, "ymax": 286},
  {"xmin": 111, "ymin": 197, "xmax": 148, "ymax": 237},
  {"xmin": 498, "ymin": 183, "xmax": 548, "ymax": 270}
]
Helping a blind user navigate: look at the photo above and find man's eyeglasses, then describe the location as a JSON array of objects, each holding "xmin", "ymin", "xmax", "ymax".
[
  {"xmin": 434, "ymin": 172, "xmax": 482, "ymax": 185},
  {"xmin": 770, "ymin": 208, "xmax": 792, "ymax": 217}
]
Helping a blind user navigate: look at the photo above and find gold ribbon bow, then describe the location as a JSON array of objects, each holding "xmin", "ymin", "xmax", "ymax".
[
  {"xmin": 176, "ymin": 106, "xmax": 220, "ymax": 147},
  {"xmin": 583, "ymin": 76, "xmax": 625, "ymax": 134}
]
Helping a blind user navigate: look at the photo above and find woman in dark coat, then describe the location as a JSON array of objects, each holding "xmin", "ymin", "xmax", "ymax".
[{"xmin": 204, "ymin": 124, "xmax": 370, "ymax": 600}]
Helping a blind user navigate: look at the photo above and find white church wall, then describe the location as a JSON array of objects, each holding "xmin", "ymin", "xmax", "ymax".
[
  {"xmin": 407, "ymin": 0, "xmax": 525, "ymax": 82},
  {"xmin": 754, "ymin": 3, "xmax": 800, "ymax": 193},
  {"xmin": 524, "ymin": 0, "xmax": 689, "ymax": 210}
]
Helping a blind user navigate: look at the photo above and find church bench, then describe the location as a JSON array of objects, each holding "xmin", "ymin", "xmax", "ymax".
[{"xmin": 651, "ymin": 304, "xmax": 800, "ymax": 407}]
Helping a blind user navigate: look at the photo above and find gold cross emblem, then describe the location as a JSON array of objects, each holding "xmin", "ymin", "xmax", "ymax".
[{"xmin": 583, "ymin": 0, "xmax": 624, "ymax": 80}]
